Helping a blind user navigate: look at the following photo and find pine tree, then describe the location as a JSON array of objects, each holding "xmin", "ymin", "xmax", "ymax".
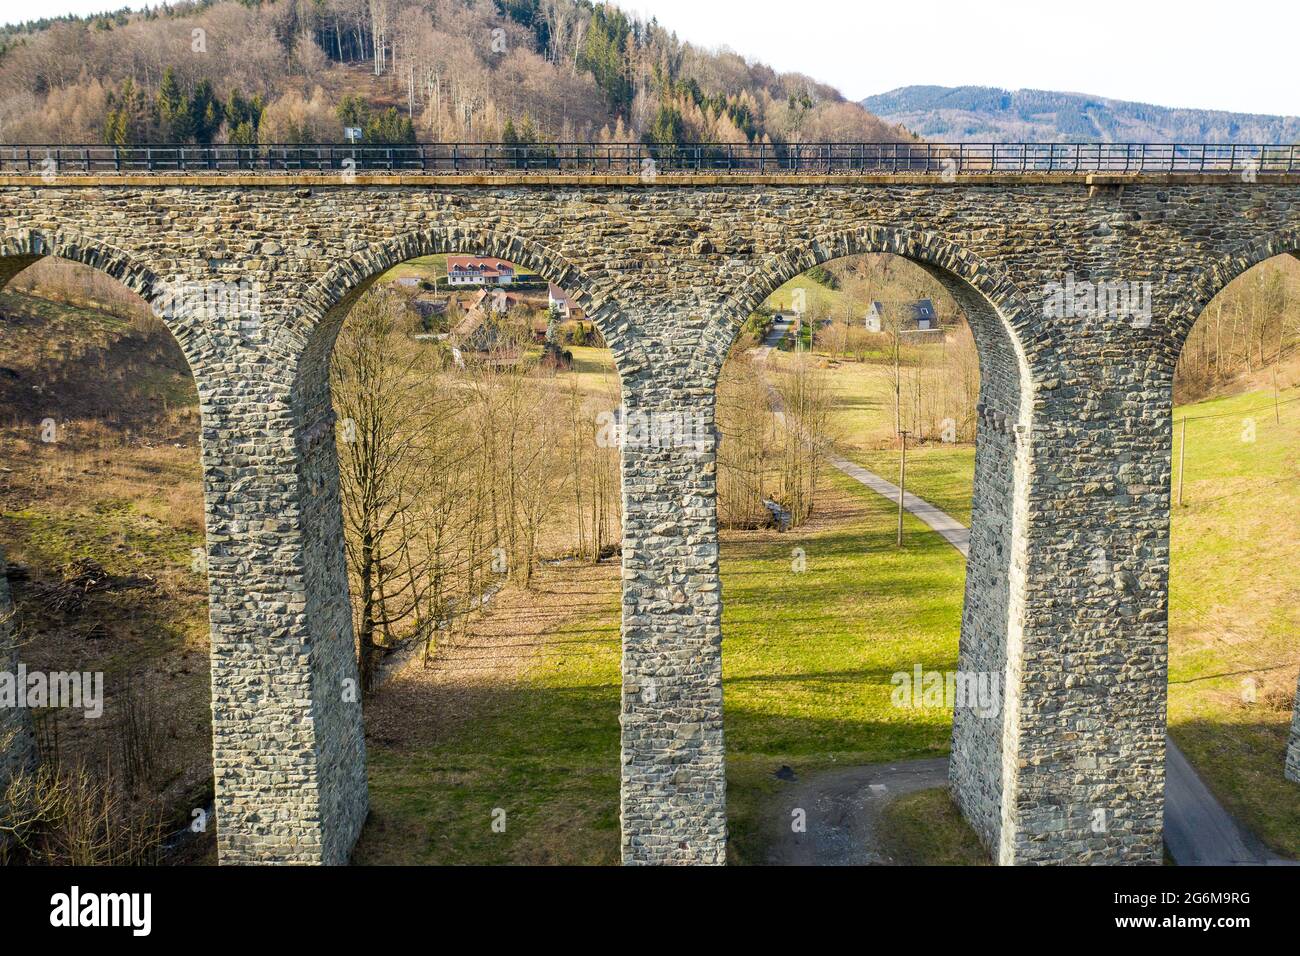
[
  {"xmin": 156, "ymin": 68, "xmax": 193, "ymax": 143},
  {"xmin": 189, "ymin": 79, "xmax": 224, "ymax": 144}
]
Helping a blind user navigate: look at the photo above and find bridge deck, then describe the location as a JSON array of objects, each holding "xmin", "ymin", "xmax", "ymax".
[{"xmin": 4, "ymin": 172, "xmax": 1298, "ymax": 187}]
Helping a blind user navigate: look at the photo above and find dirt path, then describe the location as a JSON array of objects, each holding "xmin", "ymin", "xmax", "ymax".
[
  {"xmin": 364, "ymin": 559, "xmax": 619, "ymax": 749},
  {"xmin": 765, "ymin": 759, "xmax": 950, "ymax": 865}
]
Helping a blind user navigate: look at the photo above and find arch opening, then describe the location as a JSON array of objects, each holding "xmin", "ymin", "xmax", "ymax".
[
  {"xmin": 299, "ymin": 242, "xmax": 630, "ymax": 864},
  {"xmin": 0, "ymin": 249, "xmax": 213, "ymax": 864},
  {"xmin": 1163, "ymin": 248, "xmax": 1300, "ymax": 862},
  {"xmin": 703, "ymin": 234, "xmax": 1035, "ymax": 864}
]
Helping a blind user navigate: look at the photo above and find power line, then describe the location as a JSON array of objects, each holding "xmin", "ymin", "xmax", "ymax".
[{"xmin": 1173, "ymin": 393, "xmax": 1300, "ymax": 425}]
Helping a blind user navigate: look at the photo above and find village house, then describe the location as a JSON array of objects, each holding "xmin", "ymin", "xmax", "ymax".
[
  {"xmin": 451, "ymin": 285, "xmax": 546, "ymax": 355},
  {"xmin": 466, "ymin": 287, "xmax": 530, "ymax": 316},
  {"xmin": 446, "ymin": 256, "xmax": 517, "ymax": 286},
  {"xmin": 451, "ymin": 310, "xmax": 507, "ymax": 353},
  {"xmin": 547, "ymin": 282, "xmax": 586, "ymax": 322},
  {"xmin": 865, "ymin": 299, "xmax": 941, "ymax": 334}
]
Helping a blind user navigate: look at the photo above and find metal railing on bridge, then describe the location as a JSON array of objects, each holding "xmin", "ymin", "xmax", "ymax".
[{"xmin": 3, "ymin": 142, "xmax": 1298, "ymax": 176}]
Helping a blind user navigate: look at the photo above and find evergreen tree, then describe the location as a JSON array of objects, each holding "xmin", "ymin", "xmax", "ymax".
[
  {"xmin": 645, "ymin": 105, "xmax": 685, "ymax": 146},
  {"xmin": 103, "ymin": 78, "xmax": 154, "ymax": 146},
  {"xmin": 364, "ymin": 107, "xmax": 415, "ymax": 144},
  {"xmin": 189, "ymin": 79, "xmax": 224, "ymax": 144},
  {"xmin": 224, "ymin": 90, "xmax": 265, "ymax": 145},
  {"xmin": 156, "ymin": 68, "xmax": 193, "ymax": 142},
  {"xmin": 336, "ymin": 94, "xmax": 371, "ymax": 130}
]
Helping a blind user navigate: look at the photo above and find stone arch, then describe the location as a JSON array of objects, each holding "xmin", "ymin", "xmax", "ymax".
[
  {"xmin": 0, "ymin": 228, "xmax": 209, "ymax": 375},
  {"xmin": 0, "ymin": 226, "xmax": 218, "ymax": 855},
  {"xmin": 1166, "ymin": 226, "xmax": 1300, "ymax": 791},
  {"xmin": 700, "ymin": 224, "xmax": 1039, "ymax": 399},
  {"xmin": 290, "ymin": 224, "xmax": 645, "ymax": 399},
  {"xmin": 276, "ymin": 224, "xmax": 646, "ymax": 863},
  {"xmin": 1169, "ymin": 226, "xmax": 1300, "ymax": 362},
  {"xmin": 0, "ymin": 228, "xmax": 163, "ymax": 300},
  {"xmin": 699, "ymin": 223, "xmax": 1040, "ymax": 858}
]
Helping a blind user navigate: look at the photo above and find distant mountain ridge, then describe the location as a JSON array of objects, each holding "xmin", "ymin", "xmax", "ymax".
[{"xmin": 862, "ymin": 86, "xmax": 1300, "ymax": 143}]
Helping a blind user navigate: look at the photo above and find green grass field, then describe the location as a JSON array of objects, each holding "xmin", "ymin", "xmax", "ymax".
[
  {"xmin": 1165, "ymin": 385, "xmax": 1300, "ymax": 856},
  {"xmin": 763, "ymin": 272, "xmax": 844, "ymax": 318},
  {"xmin": 878, "ymin": 788, "xmax": 990, "ymax": 865},
  {"xmin": 723, "ymin": 469, "xmax": 965, "ymax": 861},
  {"xmin": 357, "ymin": 469, "xmax": 967, "ymax": 864},
  {"xmin": 358, "ymin": 602, "xmax": 624, "ymax": 865},
  {"xmin": 379, "ymin": 254, "xmax": 447, "ymax": 283},
  {"xmin": 358, "ymin": 357, "xmax": 1299, "ymax": 863}
]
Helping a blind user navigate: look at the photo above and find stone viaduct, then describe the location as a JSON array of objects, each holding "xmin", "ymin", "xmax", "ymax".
[{"xmin": 0, "ymin": 167, "xmax": 1297, "ymax": 865}]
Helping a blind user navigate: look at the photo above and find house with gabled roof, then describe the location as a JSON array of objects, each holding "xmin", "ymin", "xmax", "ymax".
[
  {"xmin": 547, "ymin": 282, "xmax": 586, "ymax": 321},
  {"xmin": 446, "ymin": 256, "xmax": 517, "ymax": 286},
  {"xmin": 865, "ymin": 298, "xmax": 941, "ymax": 334}
]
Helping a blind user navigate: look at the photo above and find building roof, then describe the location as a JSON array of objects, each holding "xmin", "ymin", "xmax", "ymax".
[
  {"xmin": 447, "ymin": 256, "xmax": 517, "ymax": 277},
  {"xmin": 466, "ymin": 288, "xmax": 528, "ymax": 312},
  {"xmin": 866, "ymin": 299, "xmax": 940, "ymax": 328},
  {"xmin": 452, "ymin": 311, "xmax": 485, "ymax": 338}
]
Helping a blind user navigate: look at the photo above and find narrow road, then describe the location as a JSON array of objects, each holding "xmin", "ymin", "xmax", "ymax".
[
  {"xmin": 758, "ymin": 312, "xmax": 794, "ymax": 353},
  {"xmin": 1164, "ymin": 738, "xmax": 1293, "ymax": 865},
  {"xmin": 752, "ymin": 327, "xmax": 1291, "ymax": 865},
  {"xmin": 828, "ymin": 454, "xmax": 970, "ymax": 556}
]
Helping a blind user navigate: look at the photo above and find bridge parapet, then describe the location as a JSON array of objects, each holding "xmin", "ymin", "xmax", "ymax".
[{"xmin": 3, "ymin": 141, "xmax": 1298, "ymax": 178}]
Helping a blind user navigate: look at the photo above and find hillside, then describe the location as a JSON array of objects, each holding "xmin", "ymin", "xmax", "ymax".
[
  {"xmin": 862, "ymin": 85, "xmax": 1300, "ymax": 143},
  {"xmin": 0, "ymin": 0, "xmax": 910, "ymax": 146}
]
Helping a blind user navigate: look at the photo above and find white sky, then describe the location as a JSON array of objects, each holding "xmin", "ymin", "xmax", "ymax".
[{"xmin": 5, "ymin": 0, "xmax": 1298, "ymax": 117}]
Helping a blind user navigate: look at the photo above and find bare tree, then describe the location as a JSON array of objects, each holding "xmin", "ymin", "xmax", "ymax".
[{"xmin": 332, "ymin": 287, "xmax": 435, "ymax": 692}]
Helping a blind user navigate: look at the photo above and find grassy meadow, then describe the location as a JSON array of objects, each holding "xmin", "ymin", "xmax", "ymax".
[
  {"xmin": 356, "ymin": 469, "xmax": 967, "ymax": 865},
  {"xmin": 1165, "ymin": 385, "xmax": 1300, "ymax": 856}
]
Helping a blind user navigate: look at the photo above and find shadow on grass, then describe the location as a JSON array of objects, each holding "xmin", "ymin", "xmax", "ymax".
[{"xmin": 356, "ymin": 658, "xmax": 957, "ymax": 865}]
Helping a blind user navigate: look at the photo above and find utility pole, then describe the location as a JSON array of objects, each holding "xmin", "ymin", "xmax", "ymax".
[
  {"xmin": 1176, "ymin": 417, "xmax": 1187, "ymax": 507},
  {"xmin": 1274, "ymin": 364, "xmax": 1281, "ymax": 425},
  {"xmin": 897, "ymin": 429, "xmax": 909, "ymax": 547}
]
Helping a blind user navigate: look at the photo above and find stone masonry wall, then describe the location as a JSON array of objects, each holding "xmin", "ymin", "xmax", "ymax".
[
  {"xmin": 931, "ymin": 274, "xmax": 1029, "ymax": 859},
  {"xmin": 0, "ymin": 173, "xmax": 1296, "ymax": 864}
]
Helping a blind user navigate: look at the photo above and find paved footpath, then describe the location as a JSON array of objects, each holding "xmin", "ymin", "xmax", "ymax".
[{"xmin": 752, "ymin": 326, "xmax": 1292, "ymax": 865}]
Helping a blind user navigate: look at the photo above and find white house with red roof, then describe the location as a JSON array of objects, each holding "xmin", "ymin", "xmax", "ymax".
[
  {"xmin": 547, "ymin": 282, "xmax": 585, "ymax": 320},
  {"xmin": 446, "ymin": 256, "xmax": 517, "ymax": 286}
]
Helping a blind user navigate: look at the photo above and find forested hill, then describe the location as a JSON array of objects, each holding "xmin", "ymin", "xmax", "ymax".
[
  {"xmin": 0, "ymin": 0, "xmax": 911, "ymax": 147},
  {"xmin": 862, "ymin": 85, "xmax": 1300, "ymax": 143}
]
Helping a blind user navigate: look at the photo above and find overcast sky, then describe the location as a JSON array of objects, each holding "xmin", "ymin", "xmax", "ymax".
[{"xmin": 6, "ymin": 0, "xmax": 1297, "ymax": 117}]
